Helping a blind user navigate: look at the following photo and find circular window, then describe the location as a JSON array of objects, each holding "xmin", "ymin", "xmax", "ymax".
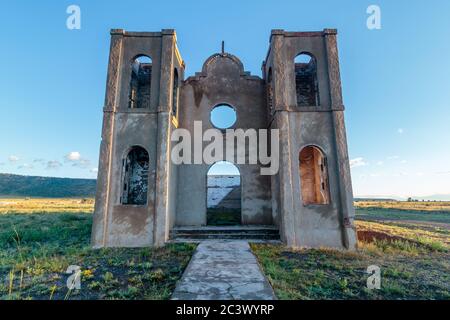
[{"xmin": 210, "ymin": 104, "xmax": 236, "ymax": 129}]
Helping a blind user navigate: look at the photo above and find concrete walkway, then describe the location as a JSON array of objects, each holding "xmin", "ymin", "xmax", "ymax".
[{"xmin": 171, "ymin": 240, "xmax": 276, "ymax": 300}]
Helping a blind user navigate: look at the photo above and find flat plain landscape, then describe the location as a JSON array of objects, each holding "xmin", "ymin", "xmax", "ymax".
[
  {"xmin": 0, "ymin": 199, "xmax": 195, "ymax": 300},
  {"xmin": 254, "ymin": 201, "xmax": 450, "ymax": 299},
  {"xmin": 0, "ymin": 199, "xmax": 448, "ymax": 300}
]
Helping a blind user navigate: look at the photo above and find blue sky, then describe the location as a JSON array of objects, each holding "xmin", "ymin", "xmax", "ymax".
[{"xmin": 0, "ymin": 0, "xmax": 449, "ymax": 198}]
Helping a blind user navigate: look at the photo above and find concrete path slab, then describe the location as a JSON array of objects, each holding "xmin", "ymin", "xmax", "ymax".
[{"xmin": 171, "ymin": 240, "xmax": 276, "ymax": 300}]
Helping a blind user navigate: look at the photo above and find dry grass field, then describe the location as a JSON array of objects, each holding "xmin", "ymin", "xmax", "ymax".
[
  {"xmin": 0, "ymin": 198, "xmax": 95, "ymax": 214},
  {"xmin": 0, "ymin": 199, "xmax": 195, "ymax": 300},
  {"xmin": 0, "ymin": 198, "xmax": 449, "ymax": 300},
  {"xmin": 355, "ymin": 200, "xmax": 450, "ymax": 212},
  {"xmin": 254, "ymin": 201, "xmax": 450, "ymax": 300},
  {"xmin": 355, "ymin": 201, "xmax": 450, "ymax": 224}
]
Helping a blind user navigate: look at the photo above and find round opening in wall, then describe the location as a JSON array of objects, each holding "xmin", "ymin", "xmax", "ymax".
[{"xmin": 210, "ymin": 104, "xmax": 237, "ymax": 129}]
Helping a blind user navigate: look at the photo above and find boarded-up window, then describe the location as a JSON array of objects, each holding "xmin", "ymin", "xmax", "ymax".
[
  {"xmin": 121, "ymin": 147, "xmax": 149, "ymax": 205},
  {"xmin": 299, "ymin": 146, "xmax": 329, "ymax": 205},
  {"xmin": 129, "ymin": 56, "xmax": 152, "ymax": 109},
  {"xmin": 295, "ymin": 53, "xmax": 319, "ymax": 107}
]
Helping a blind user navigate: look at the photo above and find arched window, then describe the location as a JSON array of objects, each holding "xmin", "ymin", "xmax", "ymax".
[
  {"xmin": 299, "ymin": 146, "xmax": 329, "ymax": 205},
  {"xmin": 172, "ymin": 68, "xmax": 179, "ymax": 116},
  {"xmin": 121, "ymin": 146, "xmax": 149, "ymax": 205},
  {"xmin": 295, "ymin": 53, "xmax": 319, "ymax": 107},
  {"xmin": 267, "ymin": 68, "xmax": 273, "ymax": 110},
  {"xmin": 129, "ymin": 55, "xmax": 152, "ymax": 109}
]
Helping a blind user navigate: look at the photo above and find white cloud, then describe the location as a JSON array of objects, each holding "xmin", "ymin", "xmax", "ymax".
[
  {"xmin": 350, "ymin": 157, "xmax": 368, "ymax": 168},
  {"xmin": 18, "ymin": 163, "xmax": 33, "ymax": 170},
  {"xmin": 64, "ymin": 151, "xmax": 92, "ymax": 170},
  {"xmin": 392, "ymin": 172, "xmax": 408, "ymax": 177},
  {"xmin": 90, "ymin": 168, "xmax": 98, "ymax": 173},
  {"xmin": 8, "ymin": 155, "xmax": 20, "ymax": 162},
  {"xmin": 72, "ymin": 158, "xmax": 91, "ymax": 169},
  {"xmin": 65, "ymin": 151, "xmax": 81, "ymax": 161},
  {"xmin": 376, "ymin": 161, "xmax": 384, "ymax": 166},
  {"xmin": 400, "ymin": 160, "xmax": 407, "ymax": 164},
  {"xmin": 397, "ymin": 128, "xmax": 404, "ymax": 134},
  {"xmin": 435, "ymin": 171, "xmax": 450, "ymax": 176},
  {"xmin": 46, "ymin": 160, "xmax": 62, "ymax": 169},
  {"xmin": 0, "ymin": 162, "xmax": 5, "ymax": 166},
  {"xmin": 387, "ymin": 155, "xmax": 400, "ymax": 160}
]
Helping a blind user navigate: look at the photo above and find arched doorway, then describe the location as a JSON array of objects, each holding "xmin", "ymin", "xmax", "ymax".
[{"xmin": 207, "ymin": 161, "xmax": 241, "ymax": 226}]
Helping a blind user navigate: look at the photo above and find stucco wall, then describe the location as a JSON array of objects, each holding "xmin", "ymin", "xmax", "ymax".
[
  {"xmin": 175, "ymin": 53, "xmax": 272, "ymax": 226},
  {"xmin": 92, "ymin": 30, "xmax": 176, "ymax": 247},
  {"xmin": 93, "ymin": 29, "xmax": 356, "ymax": 250},
  {"xmin": 264, "ymin": 30, "xmax": 356, "ymax": 249},
  {"xmin": 287, "ymin": 112, "xmax": 343, "ymax": 247},
  {"xmin": 105, "ymin": 113, "xmax": 158, "ymax": 247}
]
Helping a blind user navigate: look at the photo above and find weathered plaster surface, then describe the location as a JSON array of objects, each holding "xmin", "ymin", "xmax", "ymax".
[{"xmin": 92, "ymin": 29, "xmax": 357, "ymax": 250}]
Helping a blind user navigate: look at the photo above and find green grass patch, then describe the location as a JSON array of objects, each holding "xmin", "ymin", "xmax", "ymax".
[
  {"xmin": 206, "ymin": 208, "xmax": 241, "ymax": 226},
  {"xmin": 0, "ymin": 211, "xmax": 196, "ymax": 300},
  {"xmin": 252, "ymin": 204, "xmax": 450, "ymax": 300},
  {"xmin": 356, "ymin": 207, "xmax": 450, "ymax": 224},
  {"xmin": 251, "ymin": 243, "xmax": 450, "ymax": 300}
]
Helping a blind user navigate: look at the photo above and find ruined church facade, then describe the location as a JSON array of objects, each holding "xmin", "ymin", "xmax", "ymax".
[{"xmin": 91, "ymin": 29, "xmax": 357, "ymax": 249}]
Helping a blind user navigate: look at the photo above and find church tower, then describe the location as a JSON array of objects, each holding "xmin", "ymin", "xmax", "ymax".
[
  {"xmin": 263, "ymin": 29, "xmax": 356, "ymax": 249},
  {"xmin": 91, "ymin": 29, "xmax": 183, "ymax": 247}
]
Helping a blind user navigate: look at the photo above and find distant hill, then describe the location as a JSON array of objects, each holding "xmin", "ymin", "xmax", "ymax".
[
  {"xmin": 354, "ymin": 195, "xmax": 405, "ymax": 201},
  {"xmin": 0, "ymin": 173, "xmax": 96, "ymax": 198},
  {"xmin": 411, "ymin": 194, "xmax": 450, "ymax": 201},
  {"xmin": 354, "ymin": 198, "xmax": 399, "ymax": 202},
  {"xmin": 355, "ymin": 194, "xmax": 450, "ymax": 202}
]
